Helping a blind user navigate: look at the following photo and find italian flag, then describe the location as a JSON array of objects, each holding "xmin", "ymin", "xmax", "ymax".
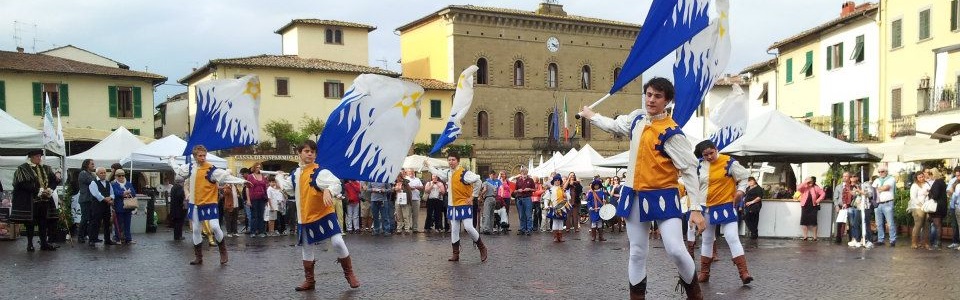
[{"xmin": 563, "ymin": 96, "xmax": 569, "ymax": 142}]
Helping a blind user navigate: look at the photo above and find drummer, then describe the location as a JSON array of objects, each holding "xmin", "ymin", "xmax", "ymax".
[
  {"xmin": 545, "ymin": 175, "xmax": 570, "ymax": 242},
  {"xmin": 586, "ymin": 179, "xmax": 608, "ymax": 242}
]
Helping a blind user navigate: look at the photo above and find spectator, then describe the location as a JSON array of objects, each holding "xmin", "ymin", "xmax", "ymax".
[
  {"xmin": 847, "ymin": 175, "xmax": 869, "ymax": 247},
  {"xmin": 266, "ymin": 177, "xmax": 284, "ymax": 236},
  {"xmin": 394, "ymin": 173, "xmax": 413, "ymax": 234},
  {"xmin": 238, "ymin": 168, "xmax": 251, "ymax": 234},
  {"xmin": 514, "ymin": 168, "xmax": 535, "ymax": 236},
  {"xmin": 87, "ymin": 167, "xmax": 115, "ymax": 247},
  {"xmin": 743, "ymin": 177, "xmax": 763, "ymax": 239},
  {"xmin": 926, "ymin": 169, "xmax": 947, "ymax": 249},
  {"xmin": 797, "ymin": 176, "xmax": 824, "ymax": 241},
  {"xmin": 908, "ymin": 172, "xmax": 930, "ymax": 249},
  {"xmin": 948, "ymin": 167, "xmax": 960, "ymax": 249},
  {"xmin": 245, "ymin": 163, "xmax": 269, "ymax": 237},
  {"xmin": 872, "ymin": 167, "xmax": 897, "ymax": 247},
  {"xmin": 497, "ymin": 171, "xmax": 512, "ymax": 217},
  {"xmin": 343, "ymin": 180, "xmax": 362, "ymax": 234},
  {"xmin": 170, "ymin": 178, "xmax": 186, "ymax": 241},
  {"xmin": 563, "ymin": 172, "xmax": 583, "ymax": 233},
  {"xmin": 221, "ymin": 181, "xmax": 239, "ymax": 238},
  {"xmin": 110, "ymin": 169, "xmax": 136, "ymax": 244},
  {"xmin": 76, "ymin": 159, "xmax": 96, "ymax": 244},
  {"xmin": 531, "ymin": 177, "xmax": 544, "ymax": 233},
  {"xmin": 405, "ymin": 169, "xmax": 424, "ymax": 234},
  {"xmin": 609, "ymin": 176, "xmax": 625, "ymax": 233},
  {"xmin": 834, "ymin": 172, "xmax": 852, "ymax": 244},
  {"xmin": 368, "ymin": 181, "xmax": 392, "ymax": 235},
  {"xmin": 424, "ymin": 175, "xmax": 446, "ymax": 233},
  {"xmin": 479, "ymin": 179, "xmax": 497, "ymax": 235}
]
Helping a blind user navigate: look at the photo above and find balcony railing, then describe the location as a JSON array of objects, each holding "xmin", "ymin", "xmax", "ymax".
[
  {"xmin": 890, "ymin": 115, "xmax": 916, "ymax": 138},
  {"xmin": 532, "ymin": 137, "xmax": 581, "ymax": 152},
  {"xmin": 917, "ymin": 84, "xmax": 959, "ymax": 115},
  {"xmin": 806, "ymin": 116, "xmax": 882, "ymax": 143}
]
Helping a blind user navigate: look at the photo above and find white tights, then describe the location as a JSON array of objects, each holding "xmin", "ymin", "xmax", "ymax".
[
  {"xmin": 552, "ymin": 219, "xmax": 564, "ymax": 231},
  {"xmin": 701, "ymin": 221, "xmax": 744, "ymax": 258},
  {"xmin": 301, "ymin": 233, "xmax": 349, "ymax": 261},
  {"xmin": 450, "ymin": 218, "xmax": 480, "ymax": 244},
  {"xmin": 190, "ymin": 209, "xmax": 222, "ymax": 246},
  {"xmin": 625, "ymin": 205, "xmax": 695, "ymax": 285}
]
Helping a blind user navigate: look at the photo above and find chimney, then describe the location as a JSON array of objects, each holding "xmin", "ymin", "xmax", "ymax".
[
  {"xmin": 16, "ymin": 46, "xmax": 24, "ymax": 53},
  {"xmin": 537, "ymin": 1, "xmax": 567, "ymax": 16},
  {"xmin": 841, "ymin": 1, "xmax": 856, "ymax": 17}
]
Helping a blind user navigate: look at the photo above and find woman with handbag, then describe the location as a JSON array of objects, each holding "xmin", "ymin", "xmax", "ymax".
[
  {"xmin": 908, "ymin": 172, "xmax": 931, "ymax": 249},
  {"xmin": 926, "ymin": 169, "xmax": 948, "ymax": 249},
  {"xmin": 110, "ymin": 169, "xmax": 137, "ymax": 245}
]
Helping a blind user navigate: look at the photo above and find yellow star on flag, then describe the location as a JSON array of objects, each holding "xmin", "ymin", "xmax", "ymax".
[
  {"xmin": 244, "ymin": 81, "xmax": 261, "ymax": 100},
  {"xmin": 394, "ymin": 91, "xmax": 421, "ymax": 117}
]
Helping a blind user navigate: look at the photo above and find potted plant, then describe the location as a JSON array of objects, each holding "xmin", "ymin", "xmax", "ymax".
[{"xmin": 893, "ymin": 189, "xmax": 913, "ymax": 235}]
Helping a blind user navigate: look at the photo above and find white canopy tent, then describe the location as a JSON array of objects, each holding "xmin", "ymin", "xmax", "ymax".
[
  {"xmin": 530, "ymin": 149, "xmax": 576, "ymax": 178},
  {"xmin": 402, "ymin": 154, "xmax": 448, "ymax": 170},
  {"xmin": 900, "ymin": 138, "xmax": 960, "ymax": 162},
  {"xmin": 0, "ymin": 108, "xmax": 43, "ymax": 154},
  {"xmin": 721, "ymin": 110, "xmax": 881, "ymax": 163},
  {"xmin": 66, "ymin": 127, "xmax": 146, "ymax": 168},
  {"xmin": 556, "ymin": 144, "xmax": 619, "ymax": 178},
  {"xmin": 119, "ymin": 135, "xmax": 228, "ymax": 170}
]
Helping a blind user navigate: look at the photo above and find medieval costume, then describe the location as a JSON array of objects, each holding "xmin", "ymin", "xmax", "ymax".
[
  {"xmin": 426, "ymin": 163, "xmax": 488, "ymax": 262},
  {"xmin": 169, "ymin": 157, "xmax": 245, "ymax": 265},
  {"xmin": 545, "ymin": 175, "xmax": 570, "ymax": 242},
  {"xmin": 586, "ymin": 179, "xmax": 608, "ymax": 242},
  {"xmin": 11, "ymin": 150, "xmax": 61, "ymax": 251}
]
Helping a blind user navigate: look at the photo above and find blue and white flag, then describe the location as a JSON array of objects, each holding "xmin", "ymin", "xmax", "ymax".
[
  {"xmin": 707, "ymin": 83, "xmax": 746, "ymax": 150},
  {"xmin": 429, "ymin": 65, "xmax": 478, "ymax": 155},
  {"xmin": 184, "ymin": 74, "xmax": 261, "ymax": 155},
  {"xmin": 609, "ymin": 0, "xmax": 710, "ymax": 95},
  {"xmin": 316, "ymin": 74, "xmax": 424, "ymax": 183},
  {"xmin": 672, "ymin": 0, "xmax": 730, "ymax": 127},
  {"xmin": 42, "ymin": 94, "xmax": 65, "ymax": 155}
]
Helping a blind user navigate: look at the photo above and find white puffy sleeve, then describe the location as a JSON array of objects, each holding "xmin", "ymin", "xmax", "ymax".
[
  {"xmin": 210, "ymin": 168, "xmax": 247, "ymax": 185},
  {"xmin": 427, "ymin": 166, "xmax": 449, "ymax": 181},
  {"xmin": 664, "ymin": 135, "xmax": 703, "ymax": 211},
  {"xmin": 729, "ymin": 160, "xmax": 751, "ymax": 193},
  {"xmin": 277, "ymin": 171, "xmax": 295, "ymax": 195},
  {"xmin": 589, "ymin": 109, "xmax": 644, "ymax": 136},
  {"xmin": 168, "ymin": 158, "xmax": 191, "ymax": 179},
  {"xmin": 462, "ymin": 170, "xmax": 482, "ymax": 185},
  {"xmin": 314, "ymin": 169, "xmax": 342, "ymax": 197}
]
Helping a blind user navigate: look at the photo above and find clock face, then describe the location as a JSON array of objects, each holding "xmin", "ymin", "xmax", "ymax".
[{"xmin": 547, "ymin": 36, "xmax": 560, "ymax": 52}]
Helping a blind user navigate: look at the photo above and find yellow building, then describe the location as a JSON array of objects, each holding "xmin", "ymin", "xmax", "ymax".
[
  {"xmin": 0, "ymin": 48, "xmax": 166, "ymax": 149},
  {"xmin": 879, "ymin": 0, "xmax": 960, "ymax": 139},
  {"xmin": 397, "ymin": 3, "xmax": 642, "ymax": 174}
]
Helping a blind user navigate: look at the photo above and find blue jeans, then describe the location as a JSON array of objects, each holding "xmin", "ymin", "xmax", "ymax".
[
  {"xmin": 116, "ymin": 210, "xmax": 133, "ymax": 242},
  {"xmin": 875, "ymin": 201, "xmax": 896, "ymax": 242},
  {"xmin": 951, "ymin": 209, "xmax": 960, "ymax": 244},
  {"xmin": 244, "ymin": 205, "xmax": 252, "ymax": 232},
  {"xmin": 516, "ymin": 197, "xmax": 532, "ymax": 232},
  {"xmin": 251, "ymin": 199, "xmax": 266, "ymax": 234},
  {"xmin": 371, "ymin": 201, "xmax": 385, "ymax": 234},
  {"xmin": 847, "ymin": 209, "xmax": 861, "ymax": 242},
  {"xmin": 384, "ymin": 200, "xmax": 396, "ymax": 233}
]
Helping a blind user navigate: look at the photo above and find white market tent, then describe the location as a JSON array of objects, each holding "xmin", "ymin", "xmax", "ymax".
[
  {"xmin": 402, "ymin": 154, "xmax": 448, "ymax": 170},
  {"xmin": 865, "ymin": 136, "xmax": 939, "ymax": 162},
  {"xmin": 66, "ymin": 127, "xmax": 146, "ymax": 168},
  {"xmin": 530, "ymin": 149, "xmax": 576, "ymax": 178},
  {"xmin": 594, "ymin": 151, "xmax": 629, "ymax": 168},
  {"xmin": 0, "ymin": 108, "xmax": 43, "ymax": 153},
  {"xmin": 119, "ymin": 135, "xmax": 228, "ymax": 170},
  {"xmin": 900, "ymin": 139, "xmax": 960, "ymax": 162},
  {"xmin": 556, "ymin": 144, "xmax": 619, "ymax": 178},
  {"xmin": 721, "ymin": 110, "xmax": 881, "ymax": 163}
]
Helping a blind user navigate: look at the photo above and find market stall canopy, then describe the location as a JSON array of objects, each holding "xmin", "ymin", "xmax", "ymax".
[
  {"xmin": 899, "ymin": 138, "xmax": 960, "ymax": 162},
  {"xmin": 66, "ymin": 127, "xmax": 146, "ymax": 168},
  {"xmin": 119, "ymin": 135, "xmax": 228, "ymax": 170},
  {"xmin": 721, "ymin": 110, "xmax": 881, "ymax": 163},
  {"xmin": 530, "ymin": 149, "xmax": 576, "ymax": 178},
  {"xmin": 556, "ymin": 144, "xmax": 619, "ymax": 178},
  {"xmin": 594, "ymin": 151, "xmax": 629, "ymax": 168},
  {"xmin": 0, "ymin": 156, "xmax": 64, "ymax": 190},
  {"xmin": 865, "ymin": 136, "xmax": 939, "ymax": 162},
  {"xmin": 0, "ymin": 109, "xmax": 43, "ymax": 154},
  {"xmin": 402, "ymin": 155, "xmax": 448, "ymax": 170}
]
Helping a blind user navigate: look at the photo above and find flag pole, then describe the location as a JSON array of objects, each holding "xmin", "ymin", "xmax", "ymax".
[{"xmin": 574, "ymin": 93, "xmax": 611, "ymax": 119}]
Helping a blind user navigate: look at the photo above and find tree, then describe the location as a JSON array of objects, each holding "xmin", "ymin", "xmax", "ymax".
[
  {"xmin": 300, "ymin": 115, "xmax": 325, "ymax": 140},
  {"xmin": 264, "ymin": 119, "xmax": 295, "ymax": 153}
]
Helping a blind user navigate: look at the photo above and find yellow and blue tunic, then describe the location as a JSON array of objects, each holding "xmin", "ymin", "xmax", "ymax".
[
  {"xmin": 617, "ymin": 115, "xmax": 685, "ymax": 221},
  {"xmin": 586, "ymin": 189, "xmax": 607, "ymax": 222},
  {"xmin": 170, "ymin": 161, "xmax": 246, "ymax": 221},
  {"xmin": 447, "ymin": 167, "xmax": 475, "ymax": 220},
  {"xmin": 546, "ymin": 186, "xmax": 570, "ymax": 220},
  {"xmin": 698, "ymin": 154, "xmax": 749, "ymax": 225},
  {"xmin": 284, "ymin": 163, "xmax": 342, "ymax": 245}
]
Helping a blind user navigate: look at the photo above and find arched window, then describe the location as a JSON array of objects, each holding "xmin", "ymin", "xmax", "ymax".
[
  {"xmin": 513, "ymin": 112, "xmax": 525, "ymax": 138},
  {"xmin": 581, "ymin": 116, "xmax": 591, "ymax": 139},
  {"xmin": 514, "ymin": 61, "xmax": 524, "ymax": 86},
  {"xmin": 334, "ymin": 29, "xmax": 343, "ymax": 44},
  {"xmin": 325, "ymin": 29, "xmax": 334, "ymax": 43},
  {"xmin": 477, "ymin": 111, "xmax": 489, "ymax": 137},
  {"xmin": 547, "ymin": 63, "xmax": 558, "ymax": 89},
  {"xmin": 581, "ymin": 65, "xmax": 591, "ymax": 90},
  {"xmin": 547, "ymin": 112, "xmax": 558, "ymax": 141},
  {"xmin": 613, "ymin": 67, "xmax": 622, "ymax": 85},
  {"xmin": 476, "ymin": 58, "xmax": 488, "ymax": 85}
]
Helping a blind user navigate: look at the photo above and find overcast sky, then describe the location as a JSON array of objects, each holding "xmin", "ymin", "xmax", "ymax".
[{"xmin": 1, "ymin": 0, "xmax": 848, "ymax": 106}]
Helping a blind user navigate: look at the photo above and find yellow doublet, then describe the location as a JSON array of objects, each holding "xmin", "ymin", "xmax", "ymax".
[
  {"xmin": 193, "ymin": 163, "xmax": 219, "ymax": 206},
  {"xmin": 632, "ymin": 117, "xmax": 681, "ymax": 191},
  {"xmin": 450, "ymin": 167, "xmax": 473, "ymax": 206},
  {"xmin": 705, "ymin": 155, "xmax": 737, "ymax": 207},
  {"xmin": 297, "ymin": 163, "xmax": 335, "ymax": 224}
]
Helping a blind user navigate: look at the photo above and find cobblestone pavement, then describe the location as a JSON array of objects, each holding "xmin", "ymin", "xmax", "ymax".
[{"xmin": 2, "ymin": 222, "xmax": 959, "ymax": 299}]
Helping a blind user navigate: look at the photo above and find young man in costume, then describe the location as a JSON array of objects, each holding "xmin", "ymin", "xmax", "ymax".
[{"xmin": 425, "ymin": 153, "xmax": 489, "ymax": 262}]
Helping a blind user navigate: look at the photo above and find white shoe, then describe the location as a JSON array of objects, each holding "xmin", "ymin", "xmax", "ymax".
[{"xmin": 847, "ymin": 240, "xmax": 861, "ymax": 247}]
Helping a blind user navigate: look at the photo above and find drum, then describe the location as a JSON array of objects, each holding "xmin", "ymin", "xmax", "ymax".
[{"xmin": 599, "ymin": 204, "xmax": 616, "ymax": 220}]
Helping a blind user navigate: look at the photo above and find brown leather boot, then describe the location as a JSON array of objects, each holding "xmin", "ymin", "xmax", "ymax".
[
  {"xmin": 217, "ymin": 240, "xmax": 228, "ymax": 265},
  {"xmin": 732, "ymin": 255, "xmax": 754, "ymax": 284},
  {"xmin": 685, "ymin": 241, "xmax": 696, "ymax": 258},
  {"xmin": 678, "ymin": 274, "xmax": 704, "ymax": 300},
  {"xmin": 295, "ymin": 260, "xmax": 316, "ymax": 291},
  {"xmin": 591, "ymin": 229, "xmax": 597, "ymax": 241},
  {"xmin": 598, "ymin": 229, "xmax": 606, "ymax": 241},
  {"xmin": 475, "ymin": 238, "xmax": 488, "ymax": 262},
  {"xmin": 698, "ymin": 256, "xmax": 712, "ymax": 283},
  {"xmin": 337, "ymin": 256, "xmax": 360, "ymax": 288},
  {"xmin": 189, "ymin": 244, "xmax": 203, "ymax": 265},
  {"xmin": 552, "ymin": 230, "xmax": 560, "ymax": 242},
  {"xmin": 629, "ymin": 278, "xmax": 647, "ymax": 300},
  {"xmin": 448, "ymin": 241, "xmax": 460, "ymax": 261},
  {"xmin": 557, "ymin": 230, "xmax": 565, "ymax": 242}
]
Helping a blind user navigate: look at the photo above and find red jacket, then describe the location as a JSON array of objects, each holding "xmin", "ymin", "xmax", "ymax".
[
  {"xmin": 344, "ymin": 181, "xmax": 362, "ymax": 204},
  {"xmin": 797, "ymin": 184, "xmax": 825, "ymax": 207}
]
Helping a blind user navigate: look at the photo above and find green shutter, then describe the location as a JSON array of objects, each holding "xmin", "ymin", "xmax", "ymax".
[
  {"xmin": 59, "ymin": 83, "xmax": 69, "ymax": 116},
  {"xmin": 33, "ymin": 82, "xmax": 42, "ymax": 115},
  {"xmin": 805, "ymin": 51, "xmax": 813, "ymax": 76},
  {"xmin": 133, "ymin": 86, "xmax": 142, "ymax": 118},
  {"xmin": 837, "ymin": 43, "xmax": 843, "ymax": 68},
  {"xmin": 0, "ymin": 81, "xmax": 5, "ymax": 111},
  {"xmin": 848, "ymin": 100, "xmax": 855, "ymax": 141},
  {"xmin": 108, "ymin": 86, "xmax": 118, "ymax": 117},
  {"xmin": 862, "ymin": 98, "xmax": 870, "ymax": 138},
  {"xmin": 430, "ymin": 99, "xmax": 441, "ymax": 118},
  {"xmin": 919, "ymin": 10, "xmax": 930, "ymax": 39},
  {"xmin": 826, "ymin": 46, "xmax": 833, "ymax": 70},
  {"xmin": 130, "ymin": 128, "xmax": 140, "ymax": 136},
  {"xmin": 892, "ymin": 20, "xmax": 902, "ymax": 48},
  {"xmin": 952, "ymin": 0, "xmax": 958, "ymax": 31},
  {"xmin": 786, "ymin": 58, "xmax": 793, "ymax": 83}
]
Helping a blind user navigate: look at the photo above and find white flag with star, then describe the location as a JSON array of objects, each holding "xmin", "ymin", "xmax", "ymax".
[{"xmin": 316, "ymin": 74, "xmax": 424, "ymax": 183}]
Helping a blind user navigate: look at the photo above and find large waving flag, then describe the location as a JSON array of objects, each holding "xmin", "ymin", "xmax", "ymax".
[
  {"xmin": 551, "ymin": 104, "xmax": 560, "ymax": 141},
  {"xmin": 707, "ymin": 83, "xmax": 747, "ymax": 150},
  {"xmin": 609, "ymin": 0, "xmax": 711, "ymax": 95},
  {"xmin": 562, "ymin": 96, "xmax": 570, "ymax": 142},
  {"xmin": 672, "ymin": 0, "xmax": 731, "ymax": 127},
  {"xmin": 42, "ymin": 94, "xmax": 65, "ymax": 155},
  {"xmin": 317, "ymin": 74, "xmax": 424, "ymax": 183},
  {"xmin": 184, "ymin": 74, "xmax": 261, "ymax": 155},
  {"xmin": 429, "ymin": 65, "xmax": 478, "ymax": 155}
]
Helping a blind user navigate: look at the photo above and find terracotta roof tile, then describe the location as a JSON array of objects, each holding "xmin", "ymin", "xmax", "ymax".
[
  {"xmin": 713, "ymin": 74, "xmax": 746, "ymax": 86},
  {"xmin": 768, "ymin": 3, "xmax": 878, "ymax": 51},
  {"xmin": 0, "ymin": 50, "xmax": 166, "ymax": 83},
  {"xmin": 179, "ymin": 54, "xmax": 398, "ymax": 83},
  {"xmin": 398, "ymin": 5, "xmax": 639, "ymax": 32},
  {"xmin": 275, "ymin": 19, "xmax": 376, "ymax": 34},
  {"xmin": 401, "ymin": 77, "xmax": 456, "ymax": 90},
  {"xmin": 740, "ymin": 58, "xmax": 778, "ymax": 75}
]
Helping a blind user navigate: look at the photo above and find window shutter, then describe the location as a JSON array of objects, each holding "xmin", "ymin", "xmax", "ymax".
[
  {"xmin": 33, "ymin": 82, "xmax": 42, "ymax": 115},
  {"xmin": 862, "ymin": 98, "xmax": 869, "ymax": 138},
  {"xmin": 133, "ymin": 86, "xmax": 143, "ymax": 118},
  {"xmin": 892, "ymin": 20, "xmax": 902, "ymax": 48},
  {"xmin": 108, "ymin": 86, "xmax": 118, "ymax": 118},
  {"xmin": 59, "ymin": 83, "xmax": 69, "ymax": 116},
  {"xmin": 0, "ymin": 81, "xmax": 5, "ymax": 111},
  {"xmin": 430, "ymin": 99, "xmax": 441, "ymax": 118},
  {"xmin": 826, "ymin": 46, "xmax": 833, "ymax": 70},
  {"xmin": 837, "ymin": 43, "xmax": 843, "ymax": 68},
  {"xmin": 786, "ymin": 59, "xmax": 793, "ymax": 83},
  {"xmin": 848, "ymin": 100, "xmax": 855, "ymax": 140},
  {"xmin": 952, "ymin": 0, "xmax": 959, "ymax": 31}
]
